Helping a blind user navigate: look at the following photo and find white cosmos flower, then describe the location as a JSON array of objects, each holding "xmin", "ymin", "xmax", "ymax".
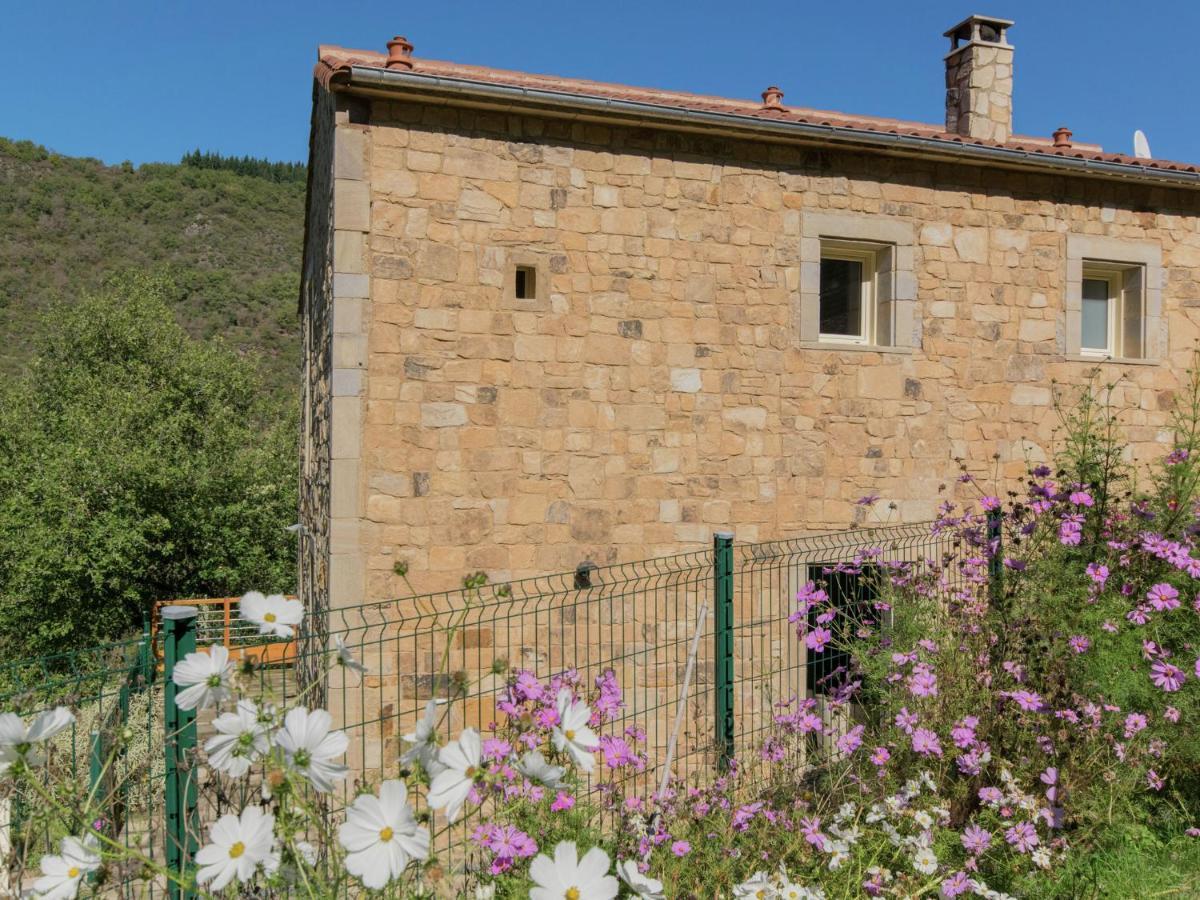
[
  {"xmin": 0, "ymin": 707, "xmax": 74, "ymax": 774},
  {"xmin": 732, "ymin": 871, "xmax": 776, "ymax": 898},
  {"xmin": 334, "ymin": 635, "xmax": 368, "ymax": 674},
  {"xmin": 426, "ymin": 728, "xmax": 482, "ymax": 822},
  {"xmin": 32, "ymin": 834, "xmax": 99, "ymax": 900},
  {"xmin": 473, "ymin": 886, "xmax": 496, "ymax": 899},
  {"xmin": 826, "ymin": 840, "xmax": 850, "ymax": 870},
  {"xmin": 400, "ymin": 698, "xmax": 445, "ymax": 775},
  {"xmin": 551, "ymin": 688, "xmax": 598, "ymax": 773},
  {"xmin": 171, "ymin": 645, "xmax": 233, "ymax": 711},
  {"xmin": 518, "ymin": 749, "xmax": 566, "ymax": 789},
  {"xmin": 239, "ymin": 591, "xmax": 304, "ymax": 638},
  {"xmin": 204, "ymin": 699, "xmax": 271, "ymax": 777},
  {"xmin": 338, "ymin": 779, "xmax": 430, "ymax": 889},
  {"xmin": 273, "ymin": 707, "xmax": 349, "ymax": 792},
  {"xmin": 617, "ymin": 858, "xmax": 665, "ymax": 899},
  {"xmin": 912, "ymin": 845, "xmax": 938, "ymax": 876},
  {"xmin": 529, "ymin": 841, "xmax": 618, "ymax": 900},
  {"xmin": 779, "ymin": 884, "xmax": 825, "ymax": 900},
  {"xmin": 195, "ymin": 806, "xmax": 278, "ymax": 892}
]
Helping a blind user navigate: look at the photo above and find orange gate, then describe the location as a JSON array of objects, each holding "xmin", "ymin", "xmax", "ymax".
[{"xmin": 150, "ymin": 597, "xmax": 298, "ymax": 668}]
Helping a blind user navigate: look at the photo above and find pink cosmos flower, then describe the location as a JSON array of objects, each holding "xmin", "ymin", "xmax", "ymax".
[
  {"xmin": 1069, "ymin": 490, "xmax": 1094, "ymax": 507},
  {"xmin": 908, "ymin": 669, "xmax": 938, "ymax": 698},
  {"xmin": 980, "ymin": 496, "xmax": 1001, "ymax": 511},
  {"xmin": 895, "ymin": 707, "xmax": 919, "ymax": 733},
  {"xmin": 951, "ymin": 717, "xmax": 979, "ymax": 748},
  {"xmin": 1147, "ymin": 770, "xmax": 1164, "ymax": 791},
  {"xmin": 942, "ymin": 872, "xmax": 972, "ymax": 897},
  {"xmin": 1195, "ymin": 656, "xmax": 1200, "ymax": 680},
  {"xmin": 870, "ymin": 746, "xmax": 891, "ymax": 766},
  {"xmin": 1164, "ymin": 707, "xmax": 1180, "ymax": 723},
  {"xmin": 1147, "ymin": 583, "xmax": 1181, "ymax": 611},
  {"xmin": 550, "ymin": 791, "xmax": 574, "ymax": 812},
  {"xmin": 1086, "ymin": 563, "xmax": 1109, "ymax": 585},
  {"xmin": 1101, "ymin": 620, "xmax": 1118, "ymax": 633},
  {"xmin": 1124, "ymin": 713, "xmax": 1148, "ymax": 738},
  {"xmin": 800, "ymin": 817, "xmax": 826, "ymax": 851},
  {"xmin": 978, "ymin": 787, "xmax": 1003, "ymax": 806},
  {"xmin": 671, "ymin": 840, "xmax": 691, "ymax": 857},
  {"xmin": 911, "ymin": 728, "xmax": 943, "ymax": 757},
  {"xmin": 1150, "ymin": 660, "xmax": 1185, "ymax": 692},
  {"xmin": 836, "ymin": 725, "xmax": 865, "ymax": 755},
  {"xmin": 805, "ymin": 626, "xmax": 833, "ymax": 653},
  {"xmin": 1068, "ymin": 635, "xmax": 1091, "ymax": 654},
  {"xmin": 1005, "ymin": 821, "xmax": 1039, "ymax": 853},
  {"xmin": 961, "ymin": 824, "xmax": 992, "ymax": 853},
  {"xmin": 1008, "ymin": 690, "xmax": 1044, "ymax": 712}
]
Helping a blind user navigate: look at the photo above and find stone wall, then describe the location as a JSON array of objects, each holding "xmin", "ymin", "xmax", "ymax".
[
  {"xmin": 338, "ymin": 100, "xmax": 1200, "ymax": 602},
  {"xmin": 297, "ymin": 86, "xmax": 336, "ymax": 689}
]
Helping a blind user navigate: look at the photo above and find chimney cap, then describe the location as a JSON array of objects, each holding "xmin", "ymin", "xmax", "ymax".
[
  {"xmin": 944, "ymin": 14, "xmax": 1014, "ymax": 50},
  {"xmin": 386, "ymin": 35, "xmax": 415, "ymax": 70},
  {"xmin": 761, "ymin": 86, "xmax": 785, "ymax": 109},
  {"xmin": 1052, "ymin": 126, "xmax": 1073, "ymax": 149}
]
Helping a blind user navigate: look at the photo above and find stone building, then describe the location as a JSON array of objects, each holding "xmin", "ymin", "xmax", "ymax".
[{"xmin": 299, "ymin": 14, "xmax": 1200, "ymax": 617}]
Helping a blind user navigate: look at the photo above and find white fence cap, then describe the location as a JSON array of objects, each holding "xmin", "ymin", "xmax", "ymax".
[{"xmin": 160, "ymin": 605, "xmax": 200, "ymax": 621}]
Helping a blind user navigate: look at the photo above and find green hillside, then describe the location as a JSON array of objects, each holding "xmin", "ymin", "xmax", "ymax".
[{"xmin": 0, "ymin": 138, "xmax": 305, "ymax": 395}]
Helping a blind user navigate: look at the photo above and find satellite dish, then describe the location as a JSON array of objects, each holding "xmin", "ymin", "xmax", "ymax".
[{"xmin": 1133, "ymin": 129, "xmax": 1152, "ymax": 159}]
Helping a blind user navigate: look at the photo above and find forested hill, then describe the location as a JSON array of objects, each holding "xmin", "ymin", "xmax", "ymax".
[{"xmin": 0, "ymin": 138, "xmax": 306, "ymax": 395}]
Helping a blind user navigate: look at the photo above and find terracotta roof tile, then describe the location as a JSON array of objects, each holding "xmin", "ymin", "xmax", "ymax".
[{"xmin": 316, "ymin": 44, "xmax": 1200, "ymax": 176}]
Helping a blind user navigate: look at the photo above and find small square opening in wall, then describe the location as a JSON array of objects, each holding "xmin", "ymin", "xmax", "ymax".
[{"xmin": 514, "ymin": 266, "xmax": 537, "ymax": 300}]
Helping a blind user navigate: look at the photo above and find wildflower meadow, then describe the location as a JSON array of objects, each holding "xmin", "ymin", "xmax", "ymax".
[{"xmin": 4, "ymin": 369, "xmax": 1200, "ymax": 897}]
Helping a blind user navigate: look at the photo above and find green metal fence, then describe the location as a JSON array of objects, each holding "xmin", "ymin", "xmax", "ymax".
[
  {"xmin": 1, "ymin": 519, "xmax": 972, "ymax": 889},
  {"xmin": 0, "ymin": 622, "xmax": 161, "ymax": 896}
]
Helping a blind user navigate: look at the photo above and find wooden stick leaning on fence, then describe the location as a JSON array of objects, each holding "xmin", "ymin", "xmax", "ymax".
[{"xmin": 656, "ymin": 601, "xmax": 709, "ymax": 801}]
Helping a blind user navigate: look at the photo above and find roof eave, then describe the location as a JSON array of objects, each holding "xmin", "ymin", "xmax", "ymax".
[{"xmin": 334, "ymin": 65, "xmax": 1200, "ymax": 191}]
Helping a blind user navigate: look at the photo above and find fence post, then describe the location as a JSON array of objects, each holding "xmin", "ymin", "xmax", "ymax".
[
  {"xmin": 162, "ymin": 606, "xmax": 199, "ymax": 900},
  {"xmin": 987, "ymin": 509, "xmax": 1003, "ymax": 605},
  {"xmin": 713, "ymin": 532, "xmax": 735, "ymax": 771}
]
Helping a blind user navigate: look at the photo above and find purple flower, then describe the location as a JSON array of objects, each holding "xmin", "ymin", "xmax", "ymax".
[
  {"xmin": 1165, "ymin": 706, "xmax": 1181, "ymax": 723},
  {"xmin": 856, "ymin": 493, "xmax": 880, "ymax": 506},
  {"xmin": 1069, "ymin": 490, "xmax": 1094, "ymax": 507},
  {"xmin": 550, "ymin": 791, "xmax": 575, "ymax": 811},
  {"xmin": 1101, "ymin": 620, "xmax": 1118, "ymax": 633},
  {"xmin": 836, "ymin": 725, "xmax": 865, "ymax": 755},
  {"xmin": 671, "ymin": 840, "xmax": 691, "ymax": 857},
  {"xmin": 870, "ymin": 746, "xmax": 891, "ymax": 766},
  {"xmin": 1005, "ymin": 821, "xmax": 1039, "ymax": 854},
  {"xmin": 1040, "ymin": 767, "xmax": 1058, "ymax": 786},
  {"xmin": 895, "ymin": 707, "xmax": 919, "ymax": 733},
  {"xmin": 907, "ymin": 668, "xmax": 938, "ymax": 698},
  {"xmin": 1147, "ymin": 770, "xmax": 1164, "ymax": 791},
  {"xmin": 1068, "ymin": 635, "xmax": 1091, "ymax": 654},
  {"xmin": 801, "ymin": 817, "xmax": 827, "ymax": 851},
  {"xmin": 1151, "ymin": 661, "xmax": 1185, "ymax": 692},
  {"xmin": 1167, "ymin": 448, "xmax": 1190, "ymax": 464},
  {"xmin": 1008, "ymin": 690, "xmax": 1044, "ymax": 712},
  {"xmin": 978, "ymin": 787, "xmax": 1003, "ymax": 806},
  {"xmin": 980, "ymin": 496, "xmax": 1001, "ymax": 511},
  {"xmin": 1086, "ymin": 563, "xmax": 1109, "ymax": 586},
  {"xmin": 911, "ymin": 728, "xmax": 943, "ymax": 758},
  {"xmin": 1147, "ymin": 583, "xmax": 1181, "ymax": 611},
  {"xmin": 961, "ymin": 824, "xmax": 992, "ymax": 854},
  {"xmin": 942, "ymin": 872, "xmax": 972, "ymax": 897},
  {"xmin": 1124, "ymin": 713, "xmax": 1148, "ymax": 738},
  {"xmin": 806, "ymin": 626, "xmax": 832, "ymax": 653},
  {"xmin": 951, "ymin": 716, "xmax": 979, "ymax": 749}
]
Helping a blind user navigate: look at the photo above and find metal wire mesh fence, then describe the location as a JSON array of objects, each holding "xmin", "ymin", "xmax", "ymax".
[
  {"xmin": 1, "ymin": 519, "xmax": 975, "ymax": 891},
  {"xmin": 0, "ymin": 625, "xmax": 161, "ymax": 897}
]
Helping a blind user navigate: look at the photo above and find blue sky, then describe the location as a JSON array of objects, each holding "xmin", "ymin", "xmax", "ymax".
[{"xmin": 6, "ymin": 0, "xmax": 1197, "ymax": 166}]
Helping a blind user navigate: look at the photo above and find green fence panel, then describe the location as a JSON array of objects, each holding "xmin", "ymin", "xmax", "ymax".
[
  {"xmin": 713, "ymin": 531, "xmax": 735, "ymax": 770},
  {"xmin": 162, "ymin": 605, "xmax": 198, "ymax": 900}
]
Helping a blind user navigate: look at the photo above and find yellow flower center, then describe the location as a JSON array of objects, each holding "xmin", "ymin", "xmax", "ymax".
[
  {"xmin": 379, "ymin": 827, "xmax": 394, "ymax": 842},
  {"xmin": 264, "ymin": 612, "xmax": 277, "ymax": 623},
  {"xmin": 228, "ymin": 841, "xmax": 245, "ymax": 859},
  {"xmin": 67, "ymin": 867, "xmax": 80, "ymax": 878},
  {"xmin": 565, "ymin": 889, "xmax": 581, "ymax": 900},
  {"xmin": 565, "ymin": 729, "xmax": 576, "ymax": 740},
  {"xmin": 465, "ymin": 766, "xmax": 478, "ymax": 779}
]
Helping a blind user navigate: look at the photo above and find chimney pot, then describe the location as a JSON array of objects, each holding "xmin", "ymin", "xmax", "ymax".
[
  {"xmin": 1052, "ymin": 126, "xmax": 1073, "ymax": 149},
  {"xmin": 761, "ymin": 86, "xmax": 785, "ymax": 110},
  {"xmin": 386, "ymin": 35, "xmax": 414, "ymax": 70}
]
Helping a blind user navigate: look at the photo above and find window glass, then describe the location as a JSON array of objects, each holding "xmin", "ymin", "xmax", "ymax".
[
  {"xmin": 1081, "ymin": 277, "xmax": 1110, "ymax": 352},
  {"xmin": 819, "ymin": 258, "xmax": 864, "ymax": 337},
  {"xmin": 805, "ymin": 566, "xmax": 878, "ymax": 696}
]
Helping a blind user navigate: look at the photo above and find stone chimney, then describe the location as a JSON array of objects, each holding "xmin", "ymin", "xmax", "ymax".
[{"xmin": 944, "ymin": 15, "xmax": 1014, "ymax": 143}]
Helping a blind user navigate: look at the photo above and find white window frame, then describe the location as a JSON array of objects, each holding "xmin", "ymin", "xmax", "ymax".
[
  {"xmin": 798, "ymin": 212, "xmax": 915, "ymax": 352},
  {"xmin": 1064, "ymin": 235, "xmax": 1161, "ymax": 363},
  {"xmin": 818, "ymin": 242, "xmax": 877, "ymax": 346},
  {"xmin": 1079, "ymin": 266, "xmax": 1121, "ymax": 358}
]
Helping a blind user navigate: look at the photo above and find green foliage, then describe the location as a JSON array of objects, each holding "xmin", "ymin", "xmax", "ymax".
[
  {"xmin": 180, "ymin": 148, "xmax": 306, "ymax": 183},
  {"xmin": 0, "ymin": 273, "xmax": 297, "ymax": 656},
  {"xmin": 0, "ymin": 136, "xmax": 304, "ymax": 396}
]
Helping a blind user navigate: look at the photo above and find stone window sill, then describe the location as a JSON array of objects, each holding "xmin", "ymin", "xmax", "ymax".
[
  {"xmin": 1065, "ymin": 354, "xmax": 1159, "ymax": 367},
  {"xmin": 799, "ymin": 341, "xmax": 914, "ymax": 356}
]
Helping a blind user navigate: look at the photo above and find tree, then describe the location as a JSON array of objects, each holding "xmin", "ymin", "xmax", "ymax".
[{"xmin": 0, "ymin": 273, "xmax": 297, "ymax": 656}]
